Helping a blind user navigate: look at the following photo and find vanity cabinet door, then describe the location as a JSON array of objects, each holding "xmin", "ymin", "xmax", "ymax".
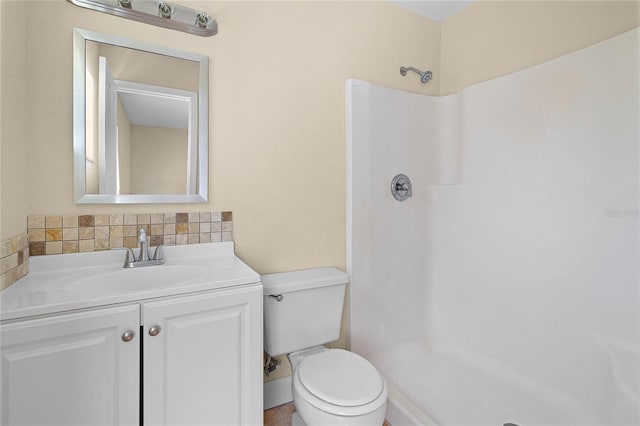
[
  {"xmin": 142, "ymin": 285, "xmax": 262, "ymax": 426},
  {"xmin": 0, "ymin": 304, "xmax": 140, "ymax": 426}
]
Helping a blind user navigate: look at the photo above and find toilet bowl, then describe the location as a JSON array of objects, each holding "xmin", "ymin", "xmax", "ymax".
[
  {"xmin": 262, "ymin": 268, "xmax": 388, "ymax": 426},
  {"xmin": 289, "ymin": 347, "xmax": 387, "ymax": 426}
]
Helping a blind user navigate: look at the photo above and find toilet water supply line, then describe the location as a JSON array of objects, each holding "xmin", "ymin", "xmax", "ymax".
[
  {"xmin": 264, "ymin": 353, "xmax": 280, "ymax": 376},
  {"xmin": 400, "ymin": 66, "xmax": 433, "ymax": 84}
]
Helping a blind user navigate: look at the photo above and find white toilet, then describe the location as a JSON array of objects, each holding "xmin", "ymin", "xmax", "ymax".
[{"xmin": 262, "ymin": 268, "xmax": 387, "ymax": 426}]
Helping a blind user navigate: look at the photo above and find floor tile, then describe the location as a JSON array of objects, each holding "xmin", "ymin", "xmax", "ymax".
[{"xmin": 263, "ymin": 402, "xmax": 390, "ymax": 425}]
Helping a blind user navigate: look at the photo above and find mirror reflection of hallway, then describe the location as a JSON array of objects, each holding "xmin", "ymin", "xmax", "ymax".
[{"xmin": 87, "ymin": 42, "xmax": 198, "ymax": 195}]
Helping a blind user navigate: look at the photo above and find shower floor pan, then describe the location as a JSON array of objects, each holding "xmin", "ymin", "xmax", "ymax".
[{"xmin": 377, "ymin": 341, "xmax": 594, "ymax": 426}]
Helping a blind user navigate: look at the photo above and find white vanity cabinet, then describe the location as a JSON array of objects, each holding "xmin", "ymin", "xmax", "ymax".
[
  {"xmin": 0, "ymin": 243, "xmax": 263, "ymax": 426},
  {"xmin": 143, "ymin": 285, "xmax": 262, "ymax": 426},
  {"xmin": 1, "ymin": 285, "xmax": 262, "ymax": 426},
  {"xmin": 0, "ymin": 304, "xmax": 140, "ymax": 425}
]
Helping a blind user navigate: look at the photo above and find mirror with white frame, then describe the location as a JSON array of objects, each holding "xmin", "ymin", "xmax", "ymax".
[{"xmin": 73, "ymin": 28, "xmax": 208, "ymax": 203}]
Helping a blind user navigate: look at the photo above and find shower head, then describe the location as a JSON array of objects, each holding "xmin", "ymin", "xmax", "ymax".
[{"xmin": 400, "ymin": 66, "xmax": 433, "ymax": 84}]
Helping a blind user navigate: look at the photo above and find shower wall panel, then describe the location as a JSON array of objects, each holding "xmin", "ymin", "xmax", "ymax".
[
  {"xmin": 348, "ymin": 28, "xmax": 639, "ymax": 425},
  {"xmin": 427, "ymin": 28, "xmax": 639, "ymax": 419},
  {"xmin": 347, "ymin": 80, "xmax": 437, "ymax": 356}
]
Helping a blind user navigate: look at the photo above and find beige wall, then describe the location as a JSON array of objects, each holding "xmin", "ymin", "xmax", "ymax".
[
  {"xmin": 7, "ymin": 0, "xmax": 635, "ymax": 260},
  {"xmin": 6, "ymin": 0, "xmax": 441, "ymax": 272},
  {"xmin": 0, "ymin": 1, "xmax": 29, "ymax": 240},
  {"xmin": 1, "ymin": 0, "xmax": 637, "ymax": 263},
  {"xmin": 441, "ymin": 0, "xmax": 640, "ymax": 94},
  {"xmin": 208, "ymin": 1, "xmax": 441, "ymax": 273},
  {"xmin": 94, "ymin": 41, "xmax": 199, "ymax": 91},
  {"xmin": 129, "ymin": 126, "xmax": 188, "ymax": 194}
]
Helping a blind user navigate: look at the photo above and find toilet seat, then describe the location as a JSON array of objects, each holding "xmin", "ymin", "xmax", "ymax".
[
  {"xmin": 299, "ymin": 349, "xmax": 383, "ymax": 406},
  {"xmin": 292, "ymin": 349, "xmax": 387, "ymax": 417}
]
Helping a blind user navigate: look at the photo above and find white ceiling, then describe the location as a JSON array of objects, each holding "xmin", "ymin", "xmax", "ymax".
[
  {"xmin": 390, "ymin": 0, "xmax": 475, "ymax": 22},
  {"xmin": 118, "ymin": 91, "xmax": 190, "ymax": 129}
]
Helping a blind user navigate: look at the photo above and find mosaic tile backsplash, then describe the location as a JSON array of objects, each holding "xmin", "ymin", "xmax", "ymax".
[
  {"xmin": 27, "ymin": 211, "xmax": 233, "ymax": 256},
  {"xmin": 1, "ymin": 234, "xmax": 29, "ymax": 290}
]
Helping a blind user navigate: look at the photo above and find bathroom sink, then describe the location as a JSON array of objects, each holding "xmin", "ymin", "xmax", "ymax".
[
  {"xmin": 62, "ymin": 264, "xmax": 206, "ymax": 296},
  {"xmin": 1, "ymin": 242, "xmax": 262, "ymax": 321}
]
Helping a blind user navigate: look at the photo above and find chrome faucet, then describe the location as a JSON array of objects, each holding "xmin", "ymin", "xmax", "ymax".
[
  {"xmin": 138, "ymin": 228, "xmax": 150, "ymax": 262},
  {"xmin": 115, "ymin": 229, "xmax": 166, "ymax": 268}
]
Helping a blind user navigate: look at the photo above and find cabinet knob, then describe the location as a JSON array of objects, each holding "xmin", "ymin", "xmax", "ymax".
[
  {"xmin": 148, "ymin": 325, "xmax": 161, "ymax": 336},
  {"xmin": 121, "ymin": 330, "xmax": 135, "ymax": 342}
]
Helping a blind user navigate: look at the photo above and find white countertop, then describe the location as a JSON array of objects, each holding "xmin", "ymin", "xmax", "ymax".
[{"xmin": 0, "ymin": 242, "xmax": 260, "ymax": 321}]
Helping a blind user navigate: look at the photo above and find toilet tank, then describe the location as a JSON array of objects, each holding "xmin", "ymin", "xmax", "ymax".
[{"xmin": 262, "ymin": 267, "xmax": 348, "ymax": 356}]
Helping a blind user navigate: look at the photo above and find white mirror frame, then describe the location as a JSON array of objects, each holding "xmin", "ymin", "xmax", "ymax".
[{"xmin": 73, "ymin": 28, "xmax": 209, "ymax": 204}]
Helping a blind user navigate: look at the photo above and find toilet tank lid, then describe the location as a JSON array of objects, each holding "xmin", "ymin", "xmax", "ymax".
[{"xmin": 261, "ymin": 267, "xmax": 348, "ymax": 296}]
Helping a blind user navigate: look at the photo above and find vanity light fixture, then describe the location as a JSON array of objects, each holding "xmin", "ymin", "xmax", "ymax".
[{"xmin": 67, "ymin": 0, "xmax": 217, "ymax": 37}]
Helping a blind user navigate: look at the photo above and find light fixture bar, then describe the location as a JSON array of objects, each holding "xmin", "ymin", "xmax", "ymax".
[{"xmin": 67, "ymin": 0, "xmax": 217, "ymax": 37}]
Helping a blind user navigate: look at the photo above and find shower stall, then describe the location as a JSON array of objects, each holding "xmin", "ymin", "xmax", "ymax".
[{"xmin": 347, "ymin": 29, "xmax": 639, "ymax": 425}]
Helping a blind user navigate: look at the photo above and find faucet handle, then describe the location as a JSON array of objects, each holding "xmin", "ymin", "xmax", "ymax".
[
  {"xmin": 137, "ymin": 228, "xmax": 150, "ymax": 262},
  {"xmin": 112, "ymin": 247, "xmax": 136, "ymax": 267},
  {"xmin": 152, "ymin": 244, "xmax": 165, "ymax": 261}
]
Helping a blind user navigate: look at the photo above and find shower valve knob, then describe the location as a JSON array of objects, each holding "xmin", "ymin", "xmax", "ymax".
[
  {"xmin": 391, "ymin": 174, "xmax": 413, "ymax": 201},
  {"xmin": 396, "ymin": 182, "xmax": 409, "ymax": 194}
]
